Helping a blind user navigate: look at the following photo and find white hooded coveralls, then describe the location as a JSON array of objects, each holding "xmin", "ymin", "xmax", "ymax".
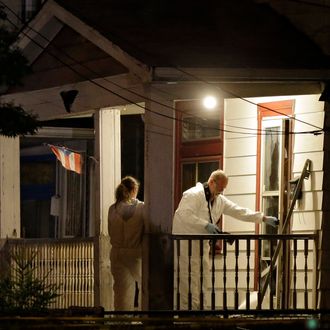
[
  {"xmin": 108, "ymin": 199, "xmax": 144, "ymax": 310},
  {"xmin": 172, "ymin": 182, "xmax": 263, "ymax": 310}
]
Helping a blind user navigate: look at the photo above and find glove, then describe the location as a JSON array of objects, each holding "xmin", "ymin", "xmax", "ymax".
[
  {"xmin": 205, "ymin": 223, "xmax": 220, "ymax": 234},
  {"xmin": 264, "ymin": 216, "xmax": 279, "ymax": 228}
]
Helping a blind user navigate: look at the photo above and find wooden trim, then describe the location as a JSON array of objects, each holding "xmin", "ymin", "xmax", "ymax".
[
  {"xmin": 174, "ymin": 99, "xmax": 224, "ymax": 208},
  {"xmin": 254, "ymin": 99, "xmax": 294, "ymax": 290}
]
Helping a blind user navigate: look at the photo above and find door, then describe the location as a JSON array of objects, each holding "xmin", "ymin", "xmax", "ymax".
[{"xmin": 256, "ymin": 100, "xmax": 294, "ymax": 307}]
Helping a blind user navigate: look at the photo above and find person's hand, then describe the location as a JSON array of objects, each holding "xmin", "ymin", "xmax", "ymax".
[
  {"xmin": 263, "ymin": 216, "xmax": 279, "ymax": 228},
  {"xmin": 205, "ymin": 223, "xmax": 220, "ymax": 234}
]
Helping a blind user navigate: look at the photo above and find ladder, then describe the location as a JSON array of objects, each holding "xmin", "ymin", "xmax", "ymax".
[{"xmin": 258, "ymin": 158, "xmax": 312, "ymax": 307}]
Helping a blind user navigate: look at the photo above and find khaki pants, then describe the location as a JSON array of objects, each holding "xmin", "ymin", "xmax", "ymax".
[
  {"xmin": 175, "ymin": 240, "xmax": 210, "ymax": 310},
  {"xmin": 110, "ymin": 248, "xmax": 142, "ymax": 311}
]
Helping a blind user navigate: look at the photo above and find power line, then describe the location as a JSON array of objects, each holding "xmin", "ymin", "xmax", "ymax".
[
  {"xmin": 175, "ymin": 67, "xmax": 324, "ymax": 133},
  {"xmin": 2, "ymin": 3, "xmax": 273, "ymax": 137},
  {"xmin": 286, "ymin": 0, "xmax": 330, "ymax": 9},
  {"xmin": 1, "ymin": 1, "xmax": 324, "ymax": 137}
]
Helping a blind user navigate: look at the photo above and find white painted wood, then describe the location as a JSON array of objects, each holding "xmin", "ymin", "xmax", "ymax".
[
  {"xmin": 10, "ymin": 239, "xmax": 94, "ymax": 308},
  {"xmin": 224, "ymin": 156, "xmax": 256, "ymax": 176},
  {"xmin": 295, "ymin": 191, "xmax": 323, "ymax": 211},
  {"xmin": 144, "ymin": 95, "xmax": 174, "ymax": 231},
  {"xmin": 93, "ymin": 108, "xmax": 121, "ymax": 311},
  {"xmin": 223, "ymin": 216, "xmax": 257, "ymax": 232},
  {"xmin": 292, "ymin": 170, "xmax": 323, "ymax": 192},
  {"xmin": 292, "ymin": 211, "xmax": 322, "ymax": 231},
  {"xmin": 17, "ymin": 17, "xmax": 63, "ymax": 64},
  {"xmin": 293, "ymin": 133, "xmax": 324, "ymax": 153},
  {"xmin": 293, "ymin": 152, "xmax": 323, "ymax": 172},
  {"xmin": 225, "ymin": 175, "xmax": 257, "ymax": 195},
  {"xmin": 42, "ymin": 0, "xmax": 151, "ymax": 81},
  {"xmin": 225, "ymin": 99, "xmax": 257, "ymax": 120},
  {"xmin": 294, "ymin": 94, "xmax": 324, "ymax": 114},
  {"xmin": 224, "ymin": 194, "xmax": 257, "ymax": 210},
  {"xmin": 224, "ymin": 118, "xmax": 258, "ymax": 139},
  {"xmin": 95, "ymin": 108, "xmax": 121, "ymax": 235},
  {"xmin": 294, "ymin": 111, "xmax": 324, "ymax": 132},
  {"xmin": 225, "ymin": 137, "xmax": 257, "ymax": 157},
  {"xmin": 0, "ymin": 136, "xmax": 20, "ymax": 238}
]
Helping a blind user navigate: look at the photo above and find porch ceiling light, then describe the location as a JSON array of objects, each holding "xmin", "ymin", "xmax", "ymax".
[{"xmin": 202, "ymin": 96, "xmax": 217, "ymax": 109}]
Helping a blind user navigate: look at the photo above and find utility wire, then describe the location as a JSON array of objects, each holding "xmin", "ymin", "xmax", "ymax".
[
  {"xmin": 175, "ymin": 67, "xmax": 323, "ymax": 133},
  {"xmin": 1, "ymin": 1, "xmax": 324, "ymax": 136},
  {"xmin": 2, "ymin": 1, "xmax": 320, "ymax": 136},
  {"xmin": 286, "ymin": 0, "xmax": 330, "ymax": 9},
  {"xmin": 3, "ymin": 12, "xmax": 263, "ymax": 137}
]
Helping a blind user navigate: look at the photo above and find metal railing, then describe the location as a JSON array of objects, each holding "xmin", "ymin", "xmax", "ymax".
[
  {"xmin": 1, "ymin": 238, "xmax": 94, "ymax": 308},
  {"xmin": 173, "ymin": 233, "xmax": 318, "ymax": 311}
]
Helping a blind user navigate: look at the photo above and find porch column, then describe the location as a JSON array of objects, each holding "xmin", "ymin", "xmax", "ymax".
[
  {"xmin": 0, "ymin": 136, "xmax": 20, "ymax": 238},
  {"xmin": 93, "ymin": 107, "xmax": 121, "ymax": 310},
  {"xmin": 319, "ymin": 101, "xmax": 330, "ymax": 308},
  {"xmin": 143, "ymin": 92, "xmax": 174, "ymax": 309}
]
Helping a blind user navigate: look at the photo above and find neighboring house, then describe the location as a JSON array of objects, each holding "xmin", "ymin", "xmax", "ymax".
[{"xmin": 0, "ymin": 0, "xmax": 329, "ymax": 311}]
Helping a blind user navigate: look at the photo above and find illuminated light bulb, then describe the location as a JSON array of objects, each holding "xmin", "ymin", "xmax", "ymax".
[{"xmin": 203, "ymin": 96, "xmax": 217, "ymax": 109}]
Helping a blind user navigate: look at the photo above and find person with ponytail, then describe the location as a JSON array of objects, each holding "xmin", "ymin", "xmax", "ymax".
[{"xmin": 108, "ymin": 176, "xmax": 145, "ymax": 311}]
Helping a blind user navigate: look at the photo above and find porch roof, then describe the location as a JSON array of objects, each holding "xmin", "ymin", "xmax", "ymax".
[{"xmin": 52, "ymin": 0, "xmax": 329, "ymax": 69}]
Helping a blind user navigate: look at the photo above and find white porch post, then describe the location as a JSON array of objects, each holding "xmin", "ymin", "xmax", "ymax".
[
  {"xmin": 0, "ymin": 136, "xmax": 20, "ymax": 239},
  {"xmin": 143, "ymin": 90, "xmax": 174, "ymax": 309},
  {"xmin": 93, "ymin": 108, "xmax": 121, "ymax": 310}
]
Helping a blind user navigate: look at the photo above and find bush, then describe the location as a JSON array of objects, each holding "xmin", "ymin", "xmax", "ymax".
[{"xmin": 0, "ymin": 250, "xmax": 60, "ymax": 313}]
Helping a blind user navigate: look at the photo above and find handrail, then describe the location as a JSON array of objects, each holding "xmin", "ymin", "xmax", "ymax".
[
  {"xmin": 173, "ymin": 231, "xmax": 317, "ymax": 311},
  {"xmin": 172, "ymin": 233, "xmax": 317, "ymax": 240}
]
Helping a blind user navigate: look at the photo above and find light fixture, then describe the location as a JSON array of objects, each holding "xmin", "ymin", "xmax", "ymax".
[
  {"xmin": 202, "ymin": 96, "xmax": 217, "ymax": 109},
  {"xmin": 60, "ymin": 90, "xmax": 79, "ymax": 113}
]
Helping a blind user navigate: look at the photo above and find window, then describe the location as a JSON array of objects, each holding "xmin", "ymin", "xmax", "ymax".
[
  {"xmin": 182, "ymin": 111, "xmax": 220, "ymax": 142},
  {"xmin": 175, "ymin": 99, "xmax": 224, "ymax": 206},
  {"xmin": 182, "ymin": 161, "xmax": 219, "ymax": 193}
]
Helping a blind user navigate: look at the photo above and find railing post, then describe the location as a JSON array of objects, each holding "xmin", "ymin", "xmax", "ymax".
[
  {"xmin": 223, "ymin": 240, "xmax": 227, "ymax": 310},
  {"xmin": 313, "ymin": 230, "xmax": 319, "ymax": 309},
  {"xmin": 188, "ymin": 239, "xmax": 192, "ymax": 310},
  {"xmin": 304, "ymin": 238, "xmax": 309, "ymax": 309},
  {"xmin": 199, "ymin": 239, "xmax": 204, "ymax": 310},
  {"xmin": 246, "ymin": 239, "xmax": 251, "ymax": 310},
  {"xmin": 293, "ymin": 239, "xmax": 298, "ymax": 309},
  {"xmin": 176, "ymin": 240, "xmax": 180, "ymax": 310},
  {"xmin": 211, "ymin": 238, "xmax": 216, "ymax": 310},
  {"xmin": 234, "ymin": 239, "xmax": 239, "ymax": 309}
]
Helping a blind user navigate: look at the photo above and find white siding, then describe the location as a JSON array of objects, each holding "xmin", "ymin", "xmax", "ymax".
[
  {"xmin": 223, "ymin": 94, "xmax": 324, "ymax": 233},
  {"xmin": 217, "ymin": 94, "xmax": 324, "ymax": 309}
]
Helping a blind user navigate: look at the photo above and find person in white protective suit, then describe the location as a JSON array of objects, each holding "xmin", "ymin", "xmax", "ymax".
[
  {"xmin": 108, "ymin": 176, "xmax": 145, "ymax": 311},
  {"xmin": 172, "ymin": 169, "xmax": 278, "ymax": 310}
]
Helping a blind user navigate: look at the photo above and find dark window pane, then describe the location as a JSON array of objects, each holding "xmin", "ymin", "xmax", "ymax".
[
  {"xmin": 182, "ymin": 113, "xmax": 220, "ymax": 142},
  {"xmin": 182, "ymin": 163, "xmax": 196, "ymax": 193},
  {"xmin": 198, "ymin": 161, "xmax": 219, "ymax": 183},
  {"xmin": 263, "ymin": 127, "xmax": 280, "ymax": 191}
]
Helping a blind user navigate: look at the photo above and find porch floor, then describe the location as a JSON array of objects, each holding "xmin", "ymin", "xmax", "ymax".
[{"xmin": 0, "ymin": 313, "xmax": 326, "ymax": 329}]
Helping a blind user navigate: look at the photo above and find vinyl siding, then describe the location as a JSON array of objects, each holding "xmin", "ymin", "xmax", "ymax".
[{"xmin": 215, "ymin": 94, "xmax": 323, "ymax": 309}]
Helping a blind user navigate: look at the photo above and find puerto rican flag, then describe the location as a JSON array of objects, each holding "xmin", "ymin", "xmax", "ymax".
[{"xmin": 49, "ymin": 144, "xmax": 83, "ymax": 174}]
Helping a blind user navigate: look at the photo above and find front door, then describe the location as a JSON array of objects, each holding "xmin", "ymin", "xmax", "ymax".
[{"xmin": 257, "ymin": 100, "xmax": 294, "ymax": 308}]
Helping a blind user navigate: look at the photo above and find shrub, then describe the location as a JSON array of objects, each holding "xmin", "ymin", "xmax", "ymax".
[{"xmin": 0, "ymin": 250, "xmax": 60, "ymax": 313}]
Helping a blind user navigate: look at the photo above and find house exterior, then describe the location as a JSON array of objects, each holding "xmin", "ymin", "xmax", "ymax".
[{"xmin": 0, "ymin": 0, "xmax": 330, "ymax": 311}]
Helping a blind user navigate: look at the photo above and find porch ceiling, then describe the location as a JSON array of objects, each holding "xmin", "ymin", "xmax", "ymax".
[
  {"xmin": 53, "ymin": 0, "xmax": 330, "ymax": 70},
  {"xmin": 10, "ymin": 25, "xmax": 128, "ymax": 93}
]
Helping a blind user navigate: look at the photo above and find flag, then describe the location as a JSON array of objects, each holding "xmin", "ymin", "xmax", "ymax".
[{"xmin": 49, "ymin": 144, "xmax": 83, "ymax": 174}]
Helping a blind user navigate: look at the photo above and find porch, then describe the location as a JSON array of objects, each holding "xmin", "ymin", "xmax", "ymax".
[{"xmin": 0, "ymin": 232, "xmax": 320, "ymax": 315}]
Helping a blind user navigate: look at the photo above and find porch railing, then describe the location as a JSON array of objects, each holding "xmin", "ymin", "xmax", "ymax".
[
  {"xmin": 1, "ymin": 238, "xmax": 94, "ymax": 309},
  {"xmin": 173, "ymin": 233, "xmax": 319, "ymax": 311}
]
